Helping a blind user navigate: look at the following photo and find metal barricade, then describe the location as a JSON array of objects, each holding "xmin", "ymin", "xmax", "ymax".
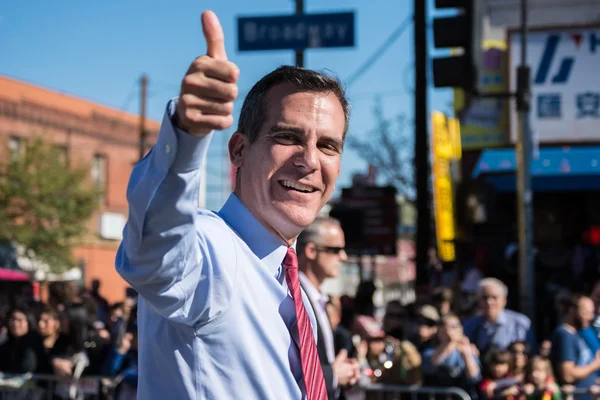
[
  {"xmin": 562, "ymin": 387, "xmax": 600, "ymax": 400},
  {"xmin": 354, "ymin": 384, "xmax": 472, "ymax": 400},
  {"xmin": 0, "ymin": 374, "xmax": 119, "ymax": 400}
]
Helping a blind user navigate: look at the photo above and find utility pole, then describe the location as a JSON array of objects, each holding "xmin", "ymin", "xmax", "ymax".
[
  {"xmin": 295, "ymin": 0, "xmax": 304, "ymax": 67},
  {"xmin": 516, "ymin": 0, "xmax": 535, "ymax": 323},
  {"xmin": 414, "ymin": 0, "xmax": 430, "ymax": 285},
  {"xmin": 139, "ymin": 74, "xmax": 148, "ymax": 160}
]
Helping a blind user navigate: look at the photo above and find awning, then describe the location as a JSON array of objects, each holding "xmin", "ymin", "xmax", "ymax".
[
  {"xmin": 472, "ymin": 146, "xmax": 600, "ymax": 192},
  {"xmin": 0, "ymin": 267, "xmax": 30, "ymax": 282}
]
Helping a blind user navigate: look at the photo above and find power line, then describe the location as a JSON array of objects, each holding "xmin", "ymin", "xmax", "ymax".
[
  {"xmin": 119, "ymin": 82, "xmax": 138, "ymax": 112},
  {"xmin": 343, "ymin": 15, "xmax": 413, "ymax": 89},
  {"xmin": 348, "ymin": 88, "xmax": 406, "ymax": 101}
]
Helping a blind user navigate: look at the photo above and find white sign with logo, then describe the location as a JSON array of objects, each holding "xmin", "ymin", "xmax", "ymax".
[
  {"xmin": 99, "ymin": 212, "xmax": 126, "ymax": 240},
  {"xmin": 510, "ymin": 27, "xmax": 600, "ymax": 143}
]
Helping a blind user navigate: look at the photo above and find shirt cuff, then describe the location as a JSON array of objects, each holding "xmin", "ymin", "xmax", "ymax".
[{"xmin": 152, "ymin": 98, "xmax": 214, "ymax": 173}]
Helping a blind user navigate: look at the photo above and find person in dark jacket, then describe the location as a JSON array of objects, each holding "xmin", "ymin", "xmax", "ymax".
[
  {"xmin": 0, "ymin": 307, "xmax": 43, "ymax": 374},
  {"xmin": 36, "ymin": 305, "xmax": 70, "ymax": 374},
  {"xmin": 103, "ymin": 319, "xmax": 138, "ymax": 400}
]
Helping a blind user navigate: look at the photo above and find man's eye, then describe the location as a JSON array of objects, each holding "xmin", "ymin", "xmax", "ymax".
[
  {"xmin": 275, "ymin": 135, "xmax": 297, "ymax": 144},
  {"xmin": 319, "ymin": 143, "xmax": 340, "ymax": 155}
]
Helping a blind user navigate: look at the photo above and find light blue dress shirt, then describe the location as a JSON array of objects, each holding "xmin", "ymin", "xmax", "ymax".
[
  {"xmin": 116, "ymin": 101, "xmax": 318, "ymax": 400},
  {"xmin": 463, "ymin": 309, "xmax": 536, "ymax": 352}
]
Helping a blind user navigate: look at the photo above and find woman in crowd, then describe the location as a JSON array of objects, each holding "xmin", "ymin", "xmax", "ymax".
[
  {"xmin": 509, "ymin": 341, "xmax": 531, "ymax": 383},
  {"xmin": 0, "ymin": 306, "xmax": 43, "ymax": 374}
]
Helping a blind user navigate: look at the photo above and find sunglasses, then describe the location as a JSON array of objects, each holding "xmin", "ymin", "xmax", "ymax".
[
  {"xmin": 315, "ymin": 246, "xmax": 345, "ymax": 255},
  {"xmin": 418, "ymin": 318, "xmax": 438, "ymax": 327}
]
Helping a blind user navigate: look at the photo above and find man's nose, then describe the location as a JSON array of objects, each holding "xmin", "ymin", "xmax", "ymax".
[
  {"xmin": 340, "ymin": 249, "xmax": 348, "ymax": 261},
  {"xmin": 293, "ymin": 144, "xmax": 319, "ymax": 171}
]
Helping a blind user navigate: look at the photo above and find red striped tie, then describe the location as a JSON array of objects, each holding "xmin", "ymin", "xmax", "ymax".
[{"xmin": 283, "ymin": 247, "xmax": 327, "ymax": 400}]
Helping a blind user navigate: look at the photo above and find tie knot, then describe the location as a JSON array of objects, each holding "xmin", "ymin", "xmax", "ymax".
[{"xmin": 283, "ymin": 247, "xmax": 298, "ymax": 271}]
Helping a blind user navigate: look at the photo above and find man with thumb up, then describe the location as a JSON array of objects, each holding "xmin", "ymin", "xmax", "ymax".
[{"xmin": 116, "ymin": 9, "xmax": 351, "ymax": 400}]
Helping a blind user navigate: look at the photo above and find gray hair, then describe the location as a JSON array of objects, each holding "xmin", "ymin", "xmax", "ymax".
[
  {"xmin": 477, "ymin": 278, "xmax": 508, "ymax": 298},
  {"xmin": 237, "ymin": 65, "xmax": 350, "ymax": 143},
  {"xmin": 296, "ymin": 217, "xmax": 341, "ymax": 258}
]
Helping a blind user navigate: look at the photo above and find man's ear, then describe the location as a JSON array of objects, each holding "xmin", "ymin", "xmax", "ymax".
[
  {"xmin": 228, "ymin": 131, "xmax": 248, "ymax": 167},
  {"xmin": 304, "ymin": 243, "xmax": 318, "ymax": 261}
]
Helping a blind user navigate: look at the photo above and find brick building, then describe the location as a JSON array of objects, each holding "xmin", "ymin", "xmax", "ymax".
[{"xmin": 0, "ymin": 75, "xmax": 160, "ymax": 303}]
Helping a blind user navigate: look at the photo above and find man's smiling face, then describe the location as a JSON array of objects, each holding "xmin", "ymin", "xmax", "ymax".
[{"xmin": 233, "ymin": 83, "xmax": 345, "ymax": 243}]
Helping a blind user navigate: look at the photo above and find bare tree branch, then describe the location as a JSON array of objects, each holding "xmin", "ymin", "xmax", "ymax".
[{"xmin": 346, "ymin": 96, "xmax": 415, "ymax": 198}]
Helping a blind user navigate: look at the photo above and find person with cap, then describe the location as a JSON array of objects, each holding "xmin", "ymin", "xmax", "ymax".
[{"xmin": 412, "ymin": 305, "xmax": 440, "ymax": 353}]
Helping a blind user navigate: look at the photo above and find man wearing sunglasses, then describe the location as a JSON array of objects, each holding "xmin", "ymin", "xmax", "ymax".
[{"xmin": 297, "ymin": 218, "xmax": 360, "ymax": 399}]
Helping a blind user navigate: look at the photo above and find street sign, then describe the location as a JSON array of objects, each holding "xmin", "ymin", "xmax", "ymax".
[
  {"xmin": 330, "ymin": 186, "xmax": 398, "ymax": 256},
  {"xmin": 237, "ymin": 12, "xmax": 355, "ymax": 52}
]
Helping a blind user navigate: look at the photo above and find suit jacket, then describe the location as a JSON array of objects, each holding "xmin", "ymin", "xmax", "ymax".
[
  {"xmin": 333, "ymin": 325, "xmax": 356, "ymax": 359},
  {"xmin": 300, "ymin": 281, "xmax": 336, "ymax": 400}
]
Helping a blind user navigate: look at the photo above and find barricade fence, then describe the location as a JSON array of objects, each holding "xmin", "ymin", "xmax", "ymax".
[
  {"xmin": 1, "ymin": 375, "xmax": 599, "ymax": 400},
  {"xmin": 0, "ymin": 373, "xmax": 122, "ymax": 400},
  {"xmin": 355, "ymin": 384, "xmax": 472, "ymax": 400},
  {"xmin": 356, "ymin": 383, "xmax": 600, "ymax": 400}
]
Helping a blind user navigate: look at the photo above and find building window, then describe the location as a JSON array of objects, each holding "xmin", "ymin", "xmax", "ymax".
[
  {"xmin": 53, "ymin": 145, "xmax": 69, "ymax": 166},
  {"xmin": 9, "ymin": 136, "xmax": 23, "ymax": 160},
  {"xmin": 92, "ymin": 154, "xmax": 107, "ymax": 203}
]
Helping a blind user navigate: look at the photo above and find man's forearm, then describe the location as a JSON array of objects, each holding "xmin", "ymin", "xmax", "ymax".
[{"xmin": 116, "ymin": 100, "xmax": 213, "ymax": 324}]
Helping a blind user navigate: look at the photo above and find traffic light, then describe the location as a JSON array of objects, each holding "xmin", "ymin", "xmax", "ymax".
[
  {"xmin": 583, "ymin": 227, "xmax": 600, "ymax": 246},
  {"xmin": 431, "ymin": 0, "xmax": 481, "ymax": 91}
]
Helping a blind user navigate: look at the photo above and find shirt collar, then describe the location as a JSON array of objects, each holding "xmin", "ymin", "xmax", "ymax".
[
  {"xmin": 218, "ymin": 193, "xmax": 293, "ymax": 276},
  {"xmin": 298, "ymin": 272, "xmax": 328, "ymax": 307},
  {"xmin": 496, "ymin": 310, "xmax": 508, "ymax": 325},
  {"xmin": 483, "ymin": 310, "xmax": 507, "ymax": 326}
]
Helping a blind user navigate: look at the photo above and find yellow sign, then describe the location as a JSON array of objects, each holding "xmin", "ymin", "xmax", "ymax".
[
  {"xmin": 431, "ymin": 112, "xmax": 457, "ymax": 262},
  {"xmin": 454, "ymin": 40, "xmax": 508, "ymax": 149}
]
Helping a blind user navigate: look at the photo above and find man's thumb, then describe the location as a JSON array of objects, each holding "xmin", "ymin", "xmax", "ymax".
[
  {"xmin": 335, "ymin": 349, "xmax": 348, "ymax": 362},
  {"xmin": 201, "ymin": 10, "xmax": 227, "ymax": 60}
]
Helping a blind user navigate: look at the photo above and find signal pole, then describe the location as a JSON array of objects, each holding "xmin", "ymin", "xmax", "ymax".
[
  {"xmin": 139, "ymin": 74, "xmax": 148, "ymax": 160},
  {"xmin": 295, "ymin": 0, "xmax": 304, "ymax": 67},
  {"xmin": 414, "ymin": 0, "xmax": 431, "ymax": 285},
  {"xmin": 516, "ymin": 0, "xmax": 535, "ymax": 325}
]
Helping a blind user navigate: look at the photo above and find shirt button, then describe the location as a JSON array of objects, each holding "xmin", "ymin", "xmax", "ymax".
[{"xmin": 165, "ymin": 144, "xmax": 172, "ymax": 154}]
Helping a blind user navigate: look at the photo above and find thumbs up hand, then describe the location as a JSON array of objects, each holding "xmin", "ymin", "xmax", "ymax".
[{"xmin": 176, "ymin": 11, "xmax": 240, "ymax": 136}]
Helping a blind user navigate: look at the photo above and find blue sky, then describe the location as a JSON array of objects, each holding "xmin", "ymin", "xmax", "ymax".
[{"xmin": 0, "ymin": 0, "xmax": 452, "ymax": 210}]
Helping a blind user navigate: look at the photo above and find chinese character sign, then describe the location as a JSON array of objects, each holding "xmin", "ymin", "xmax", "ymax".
[{"xmin": 510, "ymin": 28, "xmax": 600, "ymax": 143}]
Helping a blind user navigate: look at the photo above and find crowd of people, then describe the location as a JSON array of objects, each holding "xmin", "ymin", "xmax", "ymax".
[
  {"xmin": 0, "ymin": 280, "xmax": 138, "ymax": 399},
  {"xmin": 3, "ymin": 271, "xmax": 600, "ymax": 400},
  {"xmin": 330, "ymin": 276, "xmax": 600, "ymax": 400}
]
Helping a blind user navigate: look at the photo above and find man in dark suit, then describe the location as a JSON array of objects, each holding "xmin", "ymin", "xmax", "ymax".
[
  {"xmin": 325, "ymin": 298, "xmax": 357, "ymax": 359},
  {"xmin": 297, "ymin": 218, "xmax": 360, "ymax": 399}
]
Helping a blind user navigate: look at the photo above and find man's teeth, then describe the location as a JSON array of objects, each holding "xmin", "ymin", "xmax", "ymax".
[{"xmin": 281, "ymin": 180, "xmax": 316, "ymax": 193}]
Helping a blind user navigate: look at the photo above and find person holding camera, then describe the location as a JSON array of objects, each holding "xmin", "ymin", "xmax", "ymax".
[{"xmin": 422, "ymin": 313, "xmax": 482, "ymax": 399}]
